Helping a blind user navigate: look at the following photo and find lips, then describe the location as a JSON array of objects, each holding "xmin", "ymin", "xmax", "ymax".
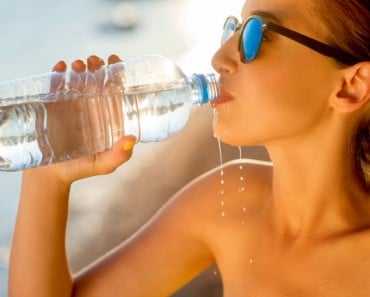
[{"xmin": 211, "ymin": 88, "xmax": 234, "ymax": 107}]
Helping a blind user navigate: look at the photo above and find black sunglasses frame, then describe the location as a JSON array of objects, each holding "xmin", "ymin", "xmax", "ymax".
[{"xmin": 224, "ymin": 15, "xmax": 360, "ymax": 65}]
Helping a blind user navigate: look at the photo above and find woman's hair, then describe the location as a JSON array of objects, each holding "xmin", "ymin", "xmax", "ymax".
[
  {"xmin": 315, "ymin": 0, "xmax": 370, "ymax": 189},
  {"xmin": 353, "ymin": 115, "xmax": 370, "ymax": 189}
]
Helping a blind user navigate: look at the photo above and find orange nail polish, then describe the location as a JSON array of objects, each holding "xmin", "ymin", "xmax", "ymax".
[{"xmin": 123, "ymin": 141, "xmax": 135, "ymax": 151}]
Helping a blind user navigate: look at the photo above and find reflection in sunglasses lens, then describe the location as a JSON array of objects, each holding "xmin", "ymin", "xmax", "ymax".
[{"xmin": 243, "ymin": 18, "xmax": 263, "ymax": 62}]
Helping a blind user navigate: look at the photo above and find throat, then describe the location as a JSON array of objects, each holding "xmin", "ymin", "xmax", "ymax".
[{"xmin": 268, "ymin": 156, "xmax": 370, "ymax": 241}]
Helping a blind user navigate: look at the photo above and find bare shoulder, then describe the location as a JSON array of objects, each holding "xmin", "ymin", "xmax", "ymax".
[
  {"xmin": 191, "ymin": 158, "xmax": 272, "ymax": 190},
  {"xmin": 191, "ymin": 158, "xmax": 273, "ymax": 205},
  {"xmin": 159, "ymin": 158, "xmax": 273, "ymax": 238},
  {"xmin": 170, "ymin": 158, "xmax": 273, "ymax": 208}
]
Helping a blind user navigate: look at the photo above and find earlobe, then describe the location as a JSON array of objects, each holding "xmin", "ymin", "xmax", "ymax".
[{"xmin": 332, "ymin": 62, "xmax": 370, "ymax": 113}]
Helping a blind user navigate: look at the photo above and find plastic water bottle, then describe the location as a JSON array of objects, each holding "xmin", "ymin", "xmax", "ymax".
[{"xmin": 0, "ymin": 55, "xmax": 219, "ymax": 171}]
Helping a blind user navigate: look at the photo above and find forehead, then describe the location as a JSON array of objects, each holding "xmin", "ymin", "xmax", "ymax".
[
  {"xmin": 241, "ymin": 0, "xmax": 318, "ymax": 28},
  {"xmin": 240, "ymin": 0, "xmax": 329, "ymax": 39}
]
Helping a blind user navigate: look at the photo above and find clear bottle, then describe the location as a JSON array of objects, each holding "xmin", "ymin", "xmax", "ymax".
[{"xmin": 0, "ymin": 55, "xmax": 219, "ymax": 171}]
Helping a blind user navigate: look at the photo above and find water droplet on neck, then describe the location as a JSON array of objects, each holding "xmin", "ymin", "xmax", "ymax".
[
  {"xmin": 216, "ymin": 136, "xmax": 226, "ymax": 217},
  {"xmin": 237, "ymin": 146, "xmax": 247, "ymax": 192},
  {"xmin": 217, "ymin": 137, "xmax": 224, "ymax": 173}
]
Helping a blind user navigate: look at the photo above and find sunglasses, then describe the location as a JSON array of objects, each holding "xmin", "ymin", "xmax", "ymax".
[{"xmin": 222, "ymin": 15, "xmax": 360, "ymax": 65}]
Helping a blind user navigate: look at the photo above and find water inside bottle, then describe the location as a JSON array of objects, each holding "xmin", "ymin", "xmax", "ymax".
[
  {"xmin": 0, "ymin": 82, "xmax": 193, "ymax": 170},
  {"xmin": 123, "ymin": 83, "xmax": 192, "ymax": 142},
  {"xmin": 0, "ymin": 102, "xmax": 48, "ymax": 170},
  {"xmin": 0, "ymin": 93, "xmax": 123, "ymax": 171}
]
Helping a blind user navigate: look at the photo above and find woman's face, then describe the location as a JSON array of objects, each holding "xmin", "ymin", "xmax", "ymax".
[{"xmin": 211, "ymin": 0, "xmax": 340, "ymax": 147}]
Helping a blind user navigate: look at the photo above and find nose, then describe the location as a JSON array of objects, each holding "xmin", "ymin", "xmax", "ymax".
[{"xmin": 211, "ymin": 36, "xmax": 240, "ymax": 75}]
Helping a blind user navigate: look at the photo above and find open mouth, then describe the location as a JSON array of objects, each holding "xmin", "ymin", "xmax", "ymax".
[{"xmin": 211, "ymin": 88, "xmax": 234, "ymax": 107}]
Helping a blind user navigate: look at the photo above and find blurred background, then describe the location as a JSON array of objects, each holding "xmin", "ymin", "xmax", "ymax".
[{"xmin": 0, "ymin": 0, "xmax": 269, "ymax": 295}]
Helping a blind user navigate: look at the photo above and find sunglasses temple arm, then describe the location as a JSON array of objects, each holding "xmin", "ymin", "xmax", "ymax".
[{"xmin": 267, "ymin": 22, "xmax": 359, "ymax": 65}]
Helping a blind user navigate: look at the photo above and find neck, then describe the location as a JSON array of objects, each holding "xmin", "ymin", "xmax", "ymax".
[{"xmin": 266, "ymin": 129, "xmax": 370, "ymax": 242}]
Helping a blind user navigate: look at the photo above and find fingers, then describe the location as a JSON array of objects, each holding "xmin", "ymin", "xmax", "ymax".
[
  {"xmin": 51, "ymin": 55, "xmax": 122, "ymax": 94},
  {"xmin": 108, "ymin": 54, "xmax": 122, "ymax": 65},
  {"xmin": 69, "ymin": 59, "xmax": 86, "ymax": 91},
  {"xmin": 106, "ymin": 54, "xmax": 124, "ymax": 89},
  {"xmin": 52, "ymin": 60, "xmax": 67, "ymax": 72},
  {"xmin": 90, "ymin": 55, "xmax": 106, "ymax": 91},
  {"xmin": 72, "ymin": 59, "xmax": 86, "ymax": 73},
  {"xmin": 85, "ymin": 55, "xmax": 107, "ymax": 92},
  {"xmin": 86, "ymin": 55, "xmax": 104, "ymax": 72},
  {"xmin": 50, "ymin": 61, "xmax": 67, "ymax": 93}
]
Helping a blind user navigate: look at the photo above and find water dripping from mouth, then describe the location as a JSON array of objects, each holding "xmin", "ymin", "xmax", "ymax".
[
  {"xmin": 217, "ymin": 137, "xmax": 226, "ymax": 217},
  {"xmin": 238, "ymin": 146, "xmax": 246, "ymax": 193},
  {"xmin": 217, "ymin": 136, "xmax": 224, "ymax": 176},
  {"xmin": 238, "ymin": 146, "xmax": 248, "ymax": 224}
]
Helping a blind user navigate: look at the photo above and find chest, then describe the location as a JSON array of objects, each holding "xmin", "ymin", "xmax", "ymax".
[
  {"xmin": 211, "ymin": 230, "xmax": 370, "ymax": 297},
  {"xmin": 218, "ymin": 255, "xmax": 368, "ymax": 297}
]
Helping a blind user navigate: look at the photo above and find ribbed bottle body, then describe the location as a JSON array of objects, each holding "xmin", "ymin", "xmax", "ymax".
[
  {"xmin": 0, "ymin": 92, "xmax": 123, "ymax": 171},
  {"xmin": 0, "ymin": 55, "xmax": 219, "ymax": 171}
]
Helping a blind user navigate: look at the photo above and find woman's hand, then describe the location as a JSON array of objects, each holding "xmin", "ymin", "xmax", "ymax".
[
  {"xmin": 26, "ymin": 133, "xmax": 136, "ymax": 186},
  {"xmin": 26, "ymin": 55, "xmax": 136, "ymax": 186}
]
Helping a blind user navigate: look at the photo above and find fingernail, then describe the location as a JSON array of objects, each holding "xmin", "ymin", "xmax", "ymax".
[
  {"xmin": 72, "ymin": 60, "xmax": 86, "ymax": 73},
  {"xmin": 87, "ymin": 55, "xmax": 102, "ymax": 72},
  {"xmin": 52, "ymin": 61, "xmax": 67, "ymax": 73},
  {"xmin": 123, "ymin": 141, "xmax": 135, "ymax": 151},
  {"xmin": 108, "ymin": 54, "xmax": 122, "ymax": 65}
]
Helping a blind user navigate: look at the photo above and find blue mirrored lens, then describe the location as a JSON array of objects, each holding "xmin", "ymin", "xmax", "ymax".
[
  {"xmin": 222, "ymin": 18, "xmax": 238, "ymax": 44},
  {"xmin": 242, "ymin": 17, "xmax": 263, "ymax": 62}
]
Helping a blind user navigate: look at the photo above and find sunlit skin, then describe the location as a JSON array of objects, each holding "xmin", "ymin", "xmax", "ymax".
[{"xmin": 9, "ymin": 0, "xmax": 370, "ymax": 296}]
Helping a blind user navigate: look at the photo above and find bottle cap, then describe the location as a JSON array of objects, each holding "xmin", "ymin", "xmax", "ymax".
[{"xmin": 192, "ymin": 73, "xmax": 220, "ymax": 105}]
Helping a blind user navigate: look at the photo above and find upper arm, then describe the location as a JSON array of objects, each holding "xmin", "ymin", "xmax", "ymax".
[{"xmin": 72, "ymin": 176, "xmax": 216, "ymax": 297}]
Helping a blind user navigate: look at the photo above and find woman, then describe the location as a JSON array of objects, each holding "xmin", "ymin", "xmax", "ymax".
[{"xmin": 9, "ymin": 0, "xmax": 370, "ymax": 296}]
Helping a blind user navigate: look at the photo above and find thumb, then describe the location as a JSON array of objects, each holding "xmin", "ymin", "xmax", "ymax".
[
  {"xmin": 121, "ymin": 135, "xmax": 137, "ymax": 152},
  {"xmin": 92, "ymin": 135, "xmax": 137, "ymax": 174}
]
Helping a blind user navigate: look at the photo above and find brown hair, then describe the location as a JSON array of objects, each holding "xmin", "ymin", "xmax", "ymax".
[
  {"xmin": 353, "ymin": 116, "xmax": 370, "ymax": 189},
  {"xmin": 315, "ymin": 0, "xmax": 370, "ymax": 189}
]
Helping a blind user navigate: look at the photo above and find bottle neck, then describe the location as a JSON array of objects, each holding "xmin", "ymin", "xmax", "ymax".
[{"xmin": 190, "ymin": 73, "xmax": 220, "ymax": 105}]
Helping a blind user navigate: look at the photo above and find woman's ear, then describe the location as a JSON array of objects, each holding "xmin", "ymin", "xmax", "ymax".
[{"xmin": 332, "ymin": 62, "xmax": 370, "ymax": 113}]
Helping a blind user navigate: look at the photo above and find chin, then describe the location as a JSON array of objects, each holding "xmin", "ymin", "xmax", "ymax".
[
  {"xmin": 212, "ymin": 111, "xmax": 244, "ymax": 146},
  {"xmin": 213, "ymin": 124, "xmax": 267, "ymax": 148},
  {"xmin": 213, "ymin": 126, "xmax": 241, "ymax": 146}
]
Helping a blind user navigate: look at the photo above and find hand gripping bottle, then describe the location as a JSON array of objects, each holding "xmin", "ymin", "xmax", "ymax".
[{"xmin": 0, "ymin": 55, "xmax": 219, "ymax": 171}]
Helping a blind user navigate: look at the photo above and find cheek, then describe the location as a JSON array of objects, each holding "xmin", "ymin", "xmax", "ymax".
[{"xmin": 213, "ymin": 61, "xmax": 334, "ymax": 145}]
